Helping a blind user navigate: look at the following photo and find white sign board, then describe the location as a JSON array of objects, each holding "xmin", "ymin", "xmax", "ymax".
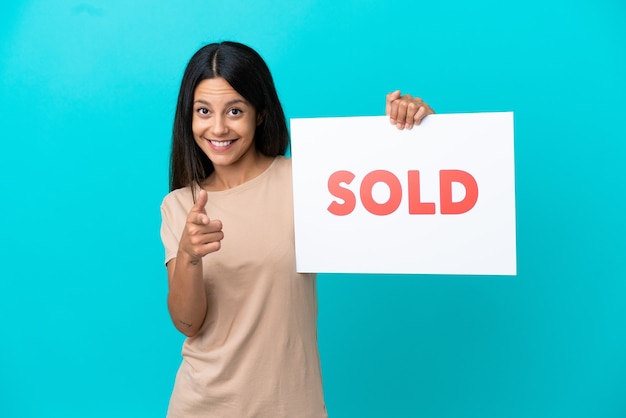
[{"xmin": 290, "ymin": 112, "xmax": 516, "ymax": 275}]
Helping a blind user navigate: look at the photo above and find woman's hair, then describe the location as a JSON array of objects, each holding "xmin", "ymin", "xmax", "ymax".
[{"xmin": 169, "ymin": 41, "xmax": 289, "ymax": 193}]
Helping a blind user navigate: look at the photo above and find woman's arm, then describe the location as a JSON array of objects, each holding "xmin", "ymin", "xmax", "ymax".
[{"xmin": 166, "ymin": 190, "xmax": 223, "ymax": 337}]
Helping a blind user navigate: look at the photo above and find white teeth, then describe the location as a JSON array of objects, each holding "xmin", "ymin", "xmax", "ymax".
[{"xmin": 210, "ymin": 140, "xmax": 233, "ymax": 147}]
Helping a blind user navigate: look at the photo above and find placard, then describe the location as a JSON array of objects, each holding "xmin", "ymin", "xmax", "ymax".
[{"xmin": 290, "ymin": 112, "xmax": 516, "ymax": 275}]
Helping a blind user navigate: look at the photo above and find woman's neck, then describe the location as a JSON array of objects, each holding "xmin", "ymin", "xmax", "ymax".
[{"xmin": 202, "ymin": 152, "xmax": 274, "ymax": 191}]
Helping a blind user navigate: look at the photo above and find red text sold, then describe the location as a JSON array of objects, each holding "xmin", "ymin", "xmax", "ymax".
[{"xmin": 327, "ymin": 170, "xmax": 479, "ymax": 216}]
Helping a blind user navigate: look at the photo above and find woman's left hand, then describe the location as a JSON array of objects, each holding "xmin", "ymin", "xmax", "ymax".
[{"xmin": 385, "ymin": 90, "xmax": 434, "ymax": 130}]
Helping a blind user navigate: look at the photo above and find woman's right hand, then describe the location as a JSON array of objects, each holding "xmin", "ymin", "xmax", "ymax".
[{"xmin": 178, "ymin": 189, "xmax": 224, "ymax": 263}]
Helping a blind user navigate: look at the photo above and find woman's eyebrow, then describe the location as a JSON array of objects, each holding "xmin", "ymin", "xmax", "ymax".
[{"xmin": 193, "ymin": 99, "xmax": 248, "ymax": 106}]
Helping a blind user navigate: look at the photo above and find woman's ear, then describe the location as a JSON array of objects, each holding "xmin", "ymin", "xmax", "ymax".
[{"xmin": 257, "ymin": 111, "xmax": 265, "ymax": 126}]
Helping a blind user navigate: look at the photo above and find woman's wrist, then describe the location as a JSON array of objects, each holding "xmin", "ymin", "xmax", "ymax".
[{"xmin": 177, "ymin": 248, "xmax": 202, "ymax": 266}]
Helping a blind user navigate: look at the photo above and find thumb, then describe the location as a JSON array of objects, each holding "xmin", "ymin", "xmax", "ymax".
[{"xmin": 192, "ymin": 189, "xmax": 208, "ymax": 213}]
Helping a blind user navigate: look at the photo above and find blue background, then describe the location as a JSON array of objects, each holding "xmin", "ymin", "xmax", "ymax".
[{"xmin": 1, "ymin": 1, "xmax": 625, "ymax": 417}]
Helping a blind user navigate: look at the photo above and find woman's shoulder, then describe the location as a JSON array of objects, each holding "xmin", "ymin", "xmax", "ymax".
[
  {"xmin": 273, "ymin": 155, "xmax": 292, "ymax": 172},
  {"xmin": 262, "ymin": 155, "xmax": 292, "ymax": 186},
  {"xmin": 160, "ymin": 185, "xmax": 196, "ymax": 213}
]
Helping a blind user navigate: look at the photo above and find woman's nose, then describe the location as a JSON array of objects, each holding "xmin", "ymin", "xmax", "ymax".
[{"xmin": 211, "ymin": 115, "xmax": 228, "ymax": 136}]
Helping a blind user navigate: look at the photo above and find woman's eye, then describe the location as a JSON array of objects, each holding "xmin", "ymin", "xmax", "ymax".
[
  {"xmin": 197, "ymin": 107, "xmax": 209, "ymax": 115},
  {"xmin": 229, "ymin": 108, "xmax": 242, "ymax": 116}
]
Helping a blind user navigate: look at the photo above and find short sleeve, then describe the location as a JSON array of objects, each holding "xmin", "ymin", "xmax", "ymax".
[
  {"xmin": 160, "ymin": 199, "xmax": 181, "ymax": 266},
  {"xmin": 160, "ymin": 186, "xmax": 195, "ymax": 266},
  {"xmin": 161, "ymin": 193, "xmax": 186, "ymax": 264}
]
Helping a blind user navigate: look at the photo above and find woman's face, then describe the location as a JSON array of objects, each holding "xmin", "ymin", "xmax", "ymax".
[{"xmin": 192, "ymin": 77, "xmax": 261, "ymax": 170}]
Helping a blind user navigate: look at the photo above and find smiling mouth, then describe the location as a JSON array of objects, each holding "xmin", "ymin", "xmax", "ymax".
[{"xmin": 209, "ymin": 139, "xmax": 236, "ymax": 147}]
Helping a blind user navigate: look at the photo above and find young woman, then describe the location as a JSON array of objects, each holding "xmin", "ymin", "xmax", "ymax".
[{"xmin": 160, "ymin": 41, "xmax": 434, "ymax": 417}]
